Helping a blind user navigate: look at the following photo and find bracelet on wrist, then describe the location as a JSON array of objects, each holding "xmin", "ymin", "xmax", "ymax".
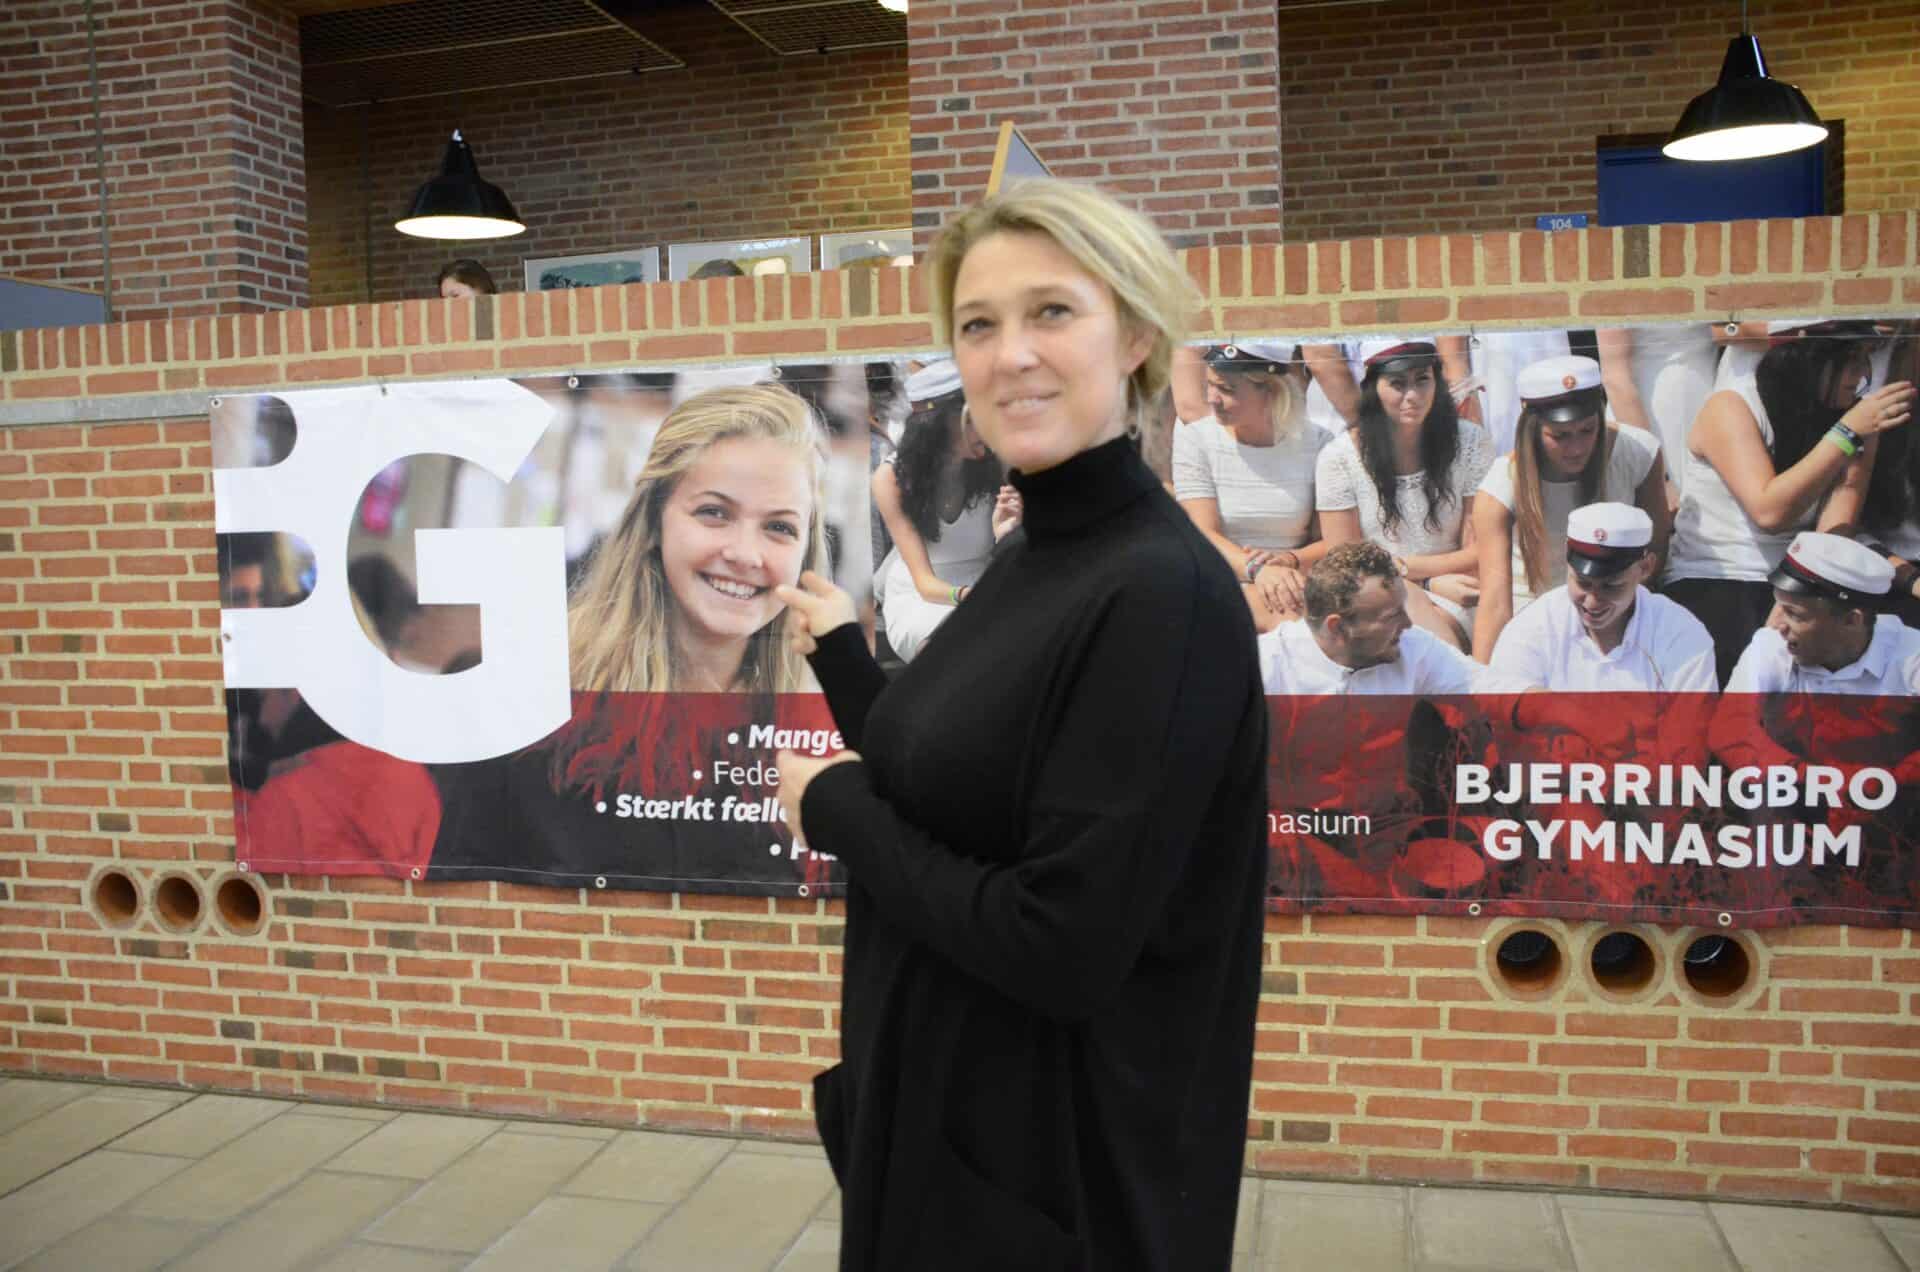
[
  {"xmin": 948, "ymin": 585, "xmax": 962, "ymax": 605},
  {"xmin": 1243, "ymin": 556, "xmax": 1263, "ymax": 584},
  {"xmin": 1825, "ymin": 426, "xmax": 1859, "ymax": 457},
  {"xmin": 1833, "ymin": 419, "xmax": 1863, "ymax": 445}
]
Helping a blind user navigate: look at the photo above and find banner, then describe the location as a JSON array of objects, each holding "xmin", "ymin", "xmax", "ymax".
[{"xmin": 214, "ymin": 319, "xmax": 1920, "ymax": 924}]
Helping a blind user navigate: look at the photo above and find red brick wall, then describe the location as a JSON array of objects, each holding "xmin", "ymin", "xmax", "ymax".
[
  {"xmin": 301, "ymin": 14, "xmax": 909, "ymax": 308},
  {"xmin": 8, "ymin": 213, "xmax": 1920, "ymax": 1208},
  {"xmin": 908, "ymin": 0, "xmax": 1283, "ymax": 249},
  {"xmin": 0, "ymin": 0, "xmax": 306, "ymax": 319},
  {"xmin": 1277, "ymin": 0, "xmax": 1920, "ymax": 242}
]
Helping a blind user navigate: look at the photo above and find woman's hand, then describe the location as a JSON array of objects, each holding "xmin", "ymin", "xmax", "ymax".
[
  {"xmin": 774, "ymin": 748, "xmax": 862, "ymax": 836},
  {"xmin": 1842, "ymin": 381, "xmax": 1916, "ymax": 438},
  {"xmin": 1253, "ymin": 563, "xmax": 1305, "ymax": 617},
  {"xmin": 773, "ymin": 571, "xmax": 858, "ymax": 658},
  {"xmin": 992, "ymin": 485, "xmax": 1024, "ymax": 541},
  {"xmin": 1428, "ymin": 573, "xmax": 1480, "ymax": 608}
]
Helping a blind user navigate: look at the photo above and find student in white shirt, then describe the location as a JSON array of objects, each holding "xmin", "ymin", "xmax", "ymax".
[
  {"xmin": 1260, "ymin": 541, "xmax": 1480, "ymax": 696},
  {"xmin": 1665, "ymin": 320, "xmax": 1913, "ymax": 684},
  {"xmin": 1473, "ymin": 354, "xmax": 1670, "ymax": 662},
  {"xmin": 1490, "ymin": 502, "xmax": 1717, "ymax": 693},
  {"xmin": 1724, "ymin": 531, "xmax": 1920, "ymax": 696},
  {"xmin": 1172, "ymin": 341, "xmax": 1333, "ymax": 629}
]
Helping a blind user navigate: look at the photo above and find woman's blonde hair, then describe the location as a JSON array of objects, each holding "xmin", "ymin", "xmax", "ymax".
[
  {"xmin": 927, "ymin": 178, "xmax": 1196, "ymax": 438},
  {"xmin": 1216, "ymin": 363, "xmax": 1308, "ymax": 441},
  {"xmin": 567, "ymin": 384, "xmax": 828, "ymax": 692},
  {"xmin": 1510, "ymin": 407, "xmax": 1616, "ymax": 594}
]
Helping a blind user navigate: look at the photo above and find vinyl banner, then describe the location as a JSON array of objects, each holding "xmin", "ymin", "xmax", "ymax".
[{"xmin": 215, "ymin": 319, "xmax": 1920, "ymax": 924}]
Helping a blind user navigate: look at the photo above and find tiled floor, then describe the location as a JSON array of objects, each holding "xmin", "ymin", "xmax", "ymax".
[{"xmin": 3, "ymin": 1076, "xmax": 1917, "ymax": 1270}]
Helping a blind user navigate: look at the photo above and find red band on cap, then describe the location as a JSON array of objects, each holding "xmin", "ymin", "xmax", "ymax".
[{"xmin": 1363, "ymin": 342, "xmax": 1435, "ymax": 368}]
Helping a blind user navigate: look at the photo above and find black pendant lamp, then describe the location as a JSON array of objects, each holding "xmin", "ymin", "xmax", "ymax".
[
  {"xmin": 1662, "ymin": 5, "xmax": 1827, "ymax": 162},
  {"xmin": 395, "ymin": 129, "xmax": 525, "ymax": 240}
]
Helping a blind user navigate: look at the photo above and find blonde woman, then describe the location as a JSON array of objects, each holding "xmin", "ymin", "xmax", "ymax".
[
  {"xmin": 567, "ymin": 383, "xmax": 829, "ymax": 693},
  {"xmin": 772, "ymin": 180, "xmax": 1268, "ymax": 1271},
  {"xmin": 1173, "ymin": 340, "xmax": 1332, "ymax": 626}
]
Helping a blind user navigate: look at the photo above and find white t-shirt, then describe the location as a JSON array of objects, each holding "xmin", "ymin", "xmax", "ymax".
[
  {"xmin": 1260, "ymin": 619, "xmax": 1481, "ymax": 696},
  {"xmin": 1665, "ymin": 380, "xmax": 1812, "ymax": 585},
  {"xmin": 1477, "ymin": 424, "xmax": 1661, "ymax": 612},
  {"xmin": 1315, "ymin": 423, "xmax": 1495, "ymax": 559},
  {"xmin": 1487, "ymin": 584, "xmax": 1719, "ymax": 693},
  {"xmin": 1724, "ymin": 614, "xmax": 1920, "ymax": 696},
  {"xmin": 1173, "ymin": 415, "xmax": 1331, "ymax": 550}
]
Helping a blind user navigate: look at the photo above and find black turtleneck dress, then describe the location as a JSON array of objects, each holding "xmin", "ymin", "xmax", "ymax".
[{"xmin": 799, "ymin": 436, "xmax": 1269, "ymax": 1272}]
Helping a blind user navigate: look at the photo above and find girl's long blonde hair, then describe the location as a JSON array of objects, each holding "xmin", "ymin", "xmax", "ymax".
[
  {"xmin": 567, "ymin": 383, "xmax": 828, "ymax": 693},
  {"xmin": 1510, "ymin": 406, "xmax": 1616, "ymax": 595}
]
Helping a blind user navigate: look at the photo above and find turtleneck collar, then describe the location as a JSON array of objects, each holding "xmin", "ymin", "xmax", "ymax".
[{"xmin": 1008, "ymin": 435, "xmax": 1158, "ymax": 541}]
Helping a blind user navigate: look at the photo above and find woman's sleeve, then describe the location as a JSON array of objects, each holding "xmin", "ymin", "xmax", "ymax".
[
  {"xmin": 1171, "ymin": 420, "xmax": 1213, "ymax": 502},
  {"xmin": 805, "ymin": 623, "xmax": 890, "ymax": 751},
  {"xmin": 1314, "ymin": 439, "xmax": 1356, "ymax": 511},
  {"xmin": 800, "ymin": 561, "xmax": 1260, "ymax": 1022}
]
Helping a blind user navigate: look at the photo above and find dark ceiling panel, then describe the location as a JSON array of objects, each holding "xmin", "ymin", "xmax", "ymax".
[
  {"xmin": 301, "ymin": 0, "xmax": 683, "ymax": 107},
  {"xmin": 703, "ymin": 0, "xmax": 906, "ymax": 56}
]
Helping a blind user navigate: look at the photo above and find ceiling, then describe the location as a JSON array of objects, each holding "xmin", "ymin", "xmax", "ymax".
[{"xmin": 295, "ymin": 0, "xmax": 907, "ymax": 108}]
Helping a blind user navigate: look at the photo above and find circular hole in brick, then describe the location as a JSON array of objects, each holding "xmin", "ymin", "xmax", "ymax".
[
  {"xmin": 215, "ymin": 875, "xmax": 266, "ymax": 935},
  {"xmin": 1590, "ymin": 930, "xmax": 1657, "ymax": 995},
  {"xmin": 1681, "ymin": 933, "xmax": 1751, "ymax": 999},
  {"xmin": 1492, "ymin": 928, "xmax": 1561, "ymax": 994},
  {"xmin": 92, "ymin": 869, "xmax": 139, "ymax": 926},
  {"xmin": 154, "ymin": 875, "xmax": 204, "ymax": 932}
]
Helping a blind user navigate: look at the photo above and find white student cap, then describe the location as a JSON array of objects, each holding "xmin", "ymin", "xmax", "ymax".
[
  {"xmin": 1770, "ymin": 532, "xmax": 1895, "ymax": 605},
  {"xmin": 1565, "ymin": 502, "xmax": 1653, "ymax": 579},
  {"xmin": 1204, "ymin": 341, "xmax": 1295, "ymax": 374},
  {"xmin": 905, "ymin": 359, "xmax": 964, "ymax": 407},
  {"xmin": 1357, "ymin": 338, "xmax": 1438, "ymax": 374},
  {"xmin": 1516, "ymin": 354, "xmax": 1605, "ymax": 424}
]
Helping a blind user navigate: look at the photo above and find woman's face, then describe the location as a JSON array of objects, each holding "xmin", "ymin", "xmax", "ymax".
[
  {"xmin": 658, "ymin": 436, "xmax": 812, "ymax": 649},
  {"xmin": 1538, "ymin": 413, "xmax": 1602, "ymax": 479},
  {"xmin": 440, "ymin": 276, "xmax": 482, "ymax": 301},
  {"xmin": 1205, "ymin": 369, "xmax": 1273, "ymax": 433},
  {"xmin": 1375, "ymin": 363, "xmax": 1437, "ymax": 431},
  {"xmin": 953, "ymin": 407, "xmax": 989, "ymax": 461},
  {"xmin": 950, "ymin": 230, "xmax": 1152, "ymax": 474}
]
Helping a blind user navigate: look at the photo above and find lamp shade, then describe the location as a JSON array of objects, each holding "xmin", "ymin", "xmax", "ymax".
[
  {"xmin": 1662, "ymin": 34, "xmax": 1828, "ymax": 162},
  {"xmin": 395, "ymin": 130, "xmax": 525, "ymax": 240}
]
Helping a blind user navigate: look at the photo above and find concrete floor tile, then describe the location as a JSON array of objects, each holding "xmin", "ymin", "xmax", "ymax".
[
  {"xmin": 361, "ymin": 1130, "xmax": 604, "ymax": 1254},
  {"xmin": 1711, "ymin": 1204, "xmax": 1907, "ymax": 1272},
  {"xmin": 1258, "ymin": 1179, "xmax": 1408, "ymax": 1272},
  {"xmin": 1412, "ymin": 1189, "xmax": 1572, "ymax": 1272},
  {"xmin": 0, "ymin": 1080, "xmax": 92, "ymax": 1137},
  {"xmin": 306, "ymin": 1245, "xmax": 469, "ymax": 1272},
  {"xmin": 467, "ymin": 1195, "xmax": 668, "ymax": 1272},
  {"xmin": 326, "ymin": 1112, "xmax": 503, "ymax": 1179},
  {"xmin": 0, "ymin": 1091, "xmax": 182, "ymax": 1194},
  {"xmin": 11, "ymin": 1214, "xmax": 207, "ymax": 1272},
  {"xmin": 623, "ymin": 1150, "xmax": 836, "ymax": 1272},
  {"xmin": 112, "ymin": 1093, "xmax": 293, "ymax": 1159},
  {"xmin": 562, "ymin": 1130, "xmax": 734, "ymax": 1205},
  {"xmin": 1560, "ymin": 1205, "xmax": 1738, "ymax": 1272},
  {"xmin": 1557, "ymin": 1193, "xmax": 1712, "ymax": 1216},
  {"xmin": 1233, "ymin": 1176, "xmax": 1259, "ymax": 1255},
  {"xmin": 168, "ymin": 1170, "xmax": 416, "ymax": 1272},
  {"xmin": 290, "ymin": 1101, "xmax": 399, "ymax": 1122},
  {"xmin": 774, "ymin": 1221, "xmax": 841, "ymax": 1272},
  {"xmin": 124, "ymin": 1112, "xmax": 380, "ymax": 1225},
  {"xmin": 0, "ymin": 1151, "xmax": 194, "ymax": 1268},
  {"xmin": 733, "ymin": 1139, "xmax": 825, "ymax": 1157},
  {"xmin": 1879, "ymin": 1217, "xmax": 1920, "ymax": 1272},
  {"xmin": 813, "ymin": 1187, "xmax": 840, "ymax": 1222},
  {"xmin": 511, "ymin": 1121, "xmax": 617, "ymax": 1139}
]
